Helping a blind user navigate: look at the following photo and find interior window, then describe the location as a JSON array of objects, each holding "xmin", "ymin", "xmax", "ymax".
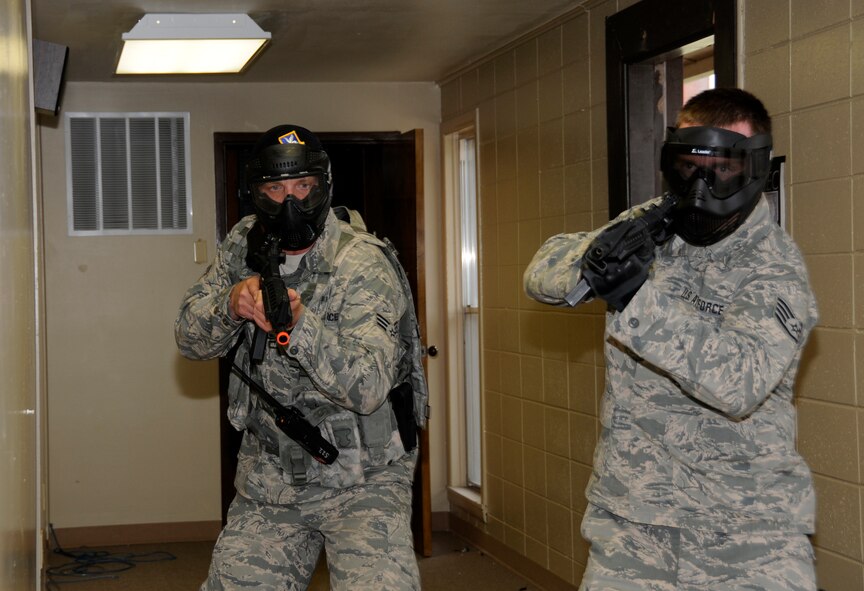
[{"xmin": 442, "ymin": 114, "xmax": 483, "ymax": 502}]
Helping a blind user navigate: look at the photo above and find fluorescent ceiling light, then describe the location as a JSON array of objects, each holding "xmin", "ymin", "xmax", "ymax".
[{"xmin": 116, "ymin": 13, "xmax": 271, "ymax": 75}]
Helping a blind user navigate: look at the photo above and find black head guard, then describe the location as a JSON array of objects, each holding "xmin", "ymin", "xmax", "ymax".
[{"xmin": 245, "ymin": 124, "xmax": 332, "ymax": 251}]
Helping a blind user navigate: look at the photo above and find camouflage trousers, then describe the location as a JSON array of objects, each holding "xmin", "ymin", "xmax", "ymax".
[
  {"xmin": 579, "ymin": 504, "xmax": 816, "ymax": 591},
  {"xmin": 201, "ymin": 482, "xmax": 420, "ymax": 591}
]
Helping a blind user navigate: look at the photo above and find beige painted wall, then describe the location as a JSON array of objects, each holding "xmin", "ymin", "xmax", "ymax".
[
  {"xmin": 440, "ymin": 0, "xmax": 864, "ymax": 588},
  {"xmin": 39, "ymin": 80, "xmax": 447, "ymax": 530},
  {"xmin": 1, "ymin": 0, "xmax": 40, "ymax": 589}
]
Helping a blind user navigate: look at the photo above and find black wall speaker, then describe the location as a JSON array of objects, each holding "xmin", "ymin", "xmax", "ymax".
[{"xmin": 33, "ymin": 39, "xmax": 68, "ymax": 116}]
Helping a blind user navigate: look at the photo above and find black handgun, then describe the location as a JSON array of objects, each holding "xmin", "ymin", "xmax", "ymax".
[
  {"xmin": 567, "ymin": 193, "xmax": 679, "ymax": 309},
  {"xmin": 231, "ymin": 364, "xmax": 338, "ymax": 465},
  {"xmin": 246, "ymin": 231, "xmax": 293, "ymax": 363}
]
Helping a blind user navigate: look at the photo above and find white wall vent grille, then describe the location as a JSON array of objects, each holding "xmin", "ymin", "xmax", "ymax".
[{"xmin": 65, "ymin": 112, "xmax": 192, "ymax": 235}]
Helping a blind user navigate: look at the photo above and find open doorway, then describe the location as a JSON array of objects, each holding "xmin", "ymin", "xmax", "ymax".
[
  {"xmin": 212, "ymin": 129, "xmax": 432, "ymax": 556},
  {"xmin": 605, "ymin": 0, "xmax": 736, "ymax": 214}
]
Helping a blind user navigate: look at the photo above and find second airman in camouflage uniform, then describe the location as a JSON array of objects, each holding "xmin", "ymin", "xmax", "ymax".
[
  {"xmin": 524, "ymin": 89, "xmax": 818, "ymax": 590},
  {"xmin": 176, "ymin": 124, "xmax": 421, "ymax": 590}
]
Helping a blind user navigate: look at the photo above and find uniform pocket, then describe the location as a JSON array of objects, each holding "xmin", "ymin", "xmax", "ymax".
[
  {"xmin": 227, "ymin": 350, "xmax": 252, "ymax": 431},
  {"xmin": 665, "ymin": 412, "xmax": 798, "ymax": 514},
  {"xmin": 308, "ymin": 410, "xmax": 366, "ymax": 488}
]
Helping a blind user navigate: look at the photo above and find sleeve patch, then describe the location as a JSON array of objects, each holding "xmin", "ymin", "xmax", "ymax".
[
  {"xmin": 375, "ymin": 313, "xmax": 400, "ymax": 338},
  {"xmin": 376, "ymin": 313, "xmax": 391, "ymax": 331},
  {"xmin": 774, "ymin": 297, "xmax": 803, "ymax": 343}
]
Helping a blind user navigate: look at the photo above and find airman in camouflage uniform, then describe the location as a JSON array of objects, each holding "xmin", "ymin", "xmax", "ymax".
[
  {"xmin": 524, "ymin": 89, "xmax": 818, "ymax": 590},
  {"xmin": 175, "ymin": 124, "xmax": 421, "ymax": 590}
]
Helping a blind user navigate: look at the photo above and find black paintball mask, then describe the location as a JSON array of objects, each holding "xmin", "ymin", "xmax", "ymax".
[
  {"xmin": 660, "ymin": 126, "xmax": 772, "ymax": 246},
  {"xmin": 244, "ymin": 124, "xmax": 332, "ymax": 251}
]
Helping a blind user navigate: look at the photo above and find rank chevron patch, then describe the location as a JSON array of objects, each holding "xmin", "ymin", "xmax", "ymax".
[{"xmin": 774, "ymin": 297, "xmax": 803, "ymax": 343}]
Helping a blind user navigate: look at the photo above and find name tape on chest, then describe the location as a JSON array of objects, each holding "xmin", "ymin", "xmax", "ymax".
[{"xmin": 678, "ymin": 287, "xmax": 726, "ymax": 316}]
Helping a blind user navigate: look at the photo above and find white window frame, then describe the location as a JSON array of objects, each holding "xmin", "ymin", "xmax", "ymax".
[{"xmin": 442, "ymin": 111, "xmax": 485, "ymax": 519}]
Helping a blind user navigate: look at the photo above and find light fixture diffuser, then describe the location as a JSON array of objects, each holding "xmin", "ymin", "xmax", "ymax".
[{"xmin": 116, "ymin": 13, "xmax": 271, "ymax": 75}]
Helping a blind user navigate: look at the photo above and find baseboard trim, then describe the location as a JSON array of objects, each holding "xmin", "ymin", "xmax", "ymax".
[
  {"xmin": 448, "ymin": 513, "xmax": 578, "ymax": 591},
  {"xmin": 431, "ymin": 510, "xmax": 450, "ymax": 532},
  {"xmin": 51, "ymin": 520, "xmax": 222, "ymax": 549}
]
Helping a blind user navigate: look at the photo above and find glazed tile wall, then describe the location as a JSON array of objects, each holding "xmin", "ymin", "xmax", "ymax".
[
  {"xmin": 745, "ymin": 1, "xmax": 864, "ymax": 588},
  {"xmin": 442, "ymin": 1, "xmax": 622, "ymax": 584}
]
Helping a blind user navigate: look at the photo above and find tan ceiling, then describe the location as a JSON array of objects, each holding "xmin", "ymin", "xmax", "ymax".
[{"xmin": 32, "ymin": 0, "xmax": 587, "ymax": 84}]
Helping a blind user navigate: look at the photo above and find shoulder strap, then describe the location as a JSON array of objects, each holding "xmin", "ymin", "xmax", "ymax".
[
  {"xmin": 333, "ymin": 205, "xmax": 368, "ymax": 232},
  {"xmin": 332, "ymin": 207, "xmax": 429, "ymax": 429}
]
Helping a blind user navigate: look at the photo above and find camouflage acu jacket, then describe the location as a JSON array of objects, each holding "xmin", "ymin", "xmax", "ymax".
[
  {"xmin": 524, "ymin": 197, "xmax": 819, "ymax": 533},
  {"xmin": 175, "ymin": 210, "xmax": 413, "ymax": 504}
]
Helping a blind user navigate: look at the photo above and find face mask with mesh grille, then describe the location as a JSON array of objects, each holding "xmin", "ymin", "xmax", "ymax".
[{"xmin": 660, "ymin": 126, "xmax": 771, "ymax": 246}]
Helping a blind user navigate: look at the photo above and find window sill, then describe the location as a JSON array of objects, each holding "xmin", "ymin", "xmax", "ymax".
[{"xmin": 447, "ymin": 486, "xmax": 484, "ymax": 522}]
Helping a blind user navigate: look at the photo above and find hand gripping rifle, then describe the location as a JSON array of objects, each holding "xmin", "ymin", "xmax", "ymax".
[
  {"xmin": 231, "ymin": 364, "xmax": 338, "ymax": 465},
  {"xmin": 566, "ymin": 193, "xmax": 679, "ymax": 311},
  {"xmin": 246, "ymin": 231, "xmax": 293, "ymax": 363}
]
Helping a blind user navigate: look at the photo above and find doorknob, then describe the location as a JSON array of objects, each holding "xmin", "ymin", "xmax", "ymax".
[{"xmin": 426, "ymin": 345, "xmax": 439, "ymax": 358}]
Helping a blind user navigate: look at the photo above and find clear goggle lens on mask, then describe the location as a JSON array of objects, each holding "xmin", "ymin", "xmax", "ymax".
[
  {"xmin": 660, "ymin": 127, "xmax": 772, "ymax": 200},
  {"xmin": 662, "ymin": 145, "xmax": 768, "ymax": 199},
  {"xmin": 252, "ymin": 174, "xmax": 329, "ymax": 216}
]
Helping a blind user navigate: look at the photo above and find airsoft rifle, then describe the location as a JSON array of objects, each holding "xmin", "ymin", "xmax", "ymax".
[{"xmin": 246, "ymin": 232, "xmax": 293, "ymax": 363}]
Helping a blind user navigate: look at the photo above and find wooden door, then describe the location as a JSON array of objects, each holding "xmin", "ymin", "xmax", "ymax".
[{"xmin": 213, "ymin": 129, "xmax": 431, "ymax": 556}]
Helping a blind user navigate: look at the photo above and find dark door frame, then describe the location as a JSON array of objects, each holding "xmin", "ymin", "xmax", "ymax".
[{"xmin": 605, "ymin": 0, "xmax": 737, "ymax": 216}]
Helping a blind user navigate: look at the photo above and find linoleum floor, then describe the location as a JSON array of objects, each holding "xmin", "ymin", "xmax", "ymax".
[{"xmin": 45, "ymin": 530, "xmax": 540, "ymax": 591}]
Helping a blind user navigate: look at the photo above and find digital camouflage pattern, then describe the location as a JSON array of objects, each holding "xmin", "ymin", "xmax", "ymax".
[
  {"xmin": 203, "ymin": 478, "xmax": 420, "ymax": 591},
  {"xmin": 175, "ymin": 209, "xmax": 419, "ymax": 589},
  {"xmin": 579, "ymin": 504, "xmax": 816, "ymax": 591},
  {"xmin": 524, "ymin": 196, "xmax": 819, "ymax": 534}
]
